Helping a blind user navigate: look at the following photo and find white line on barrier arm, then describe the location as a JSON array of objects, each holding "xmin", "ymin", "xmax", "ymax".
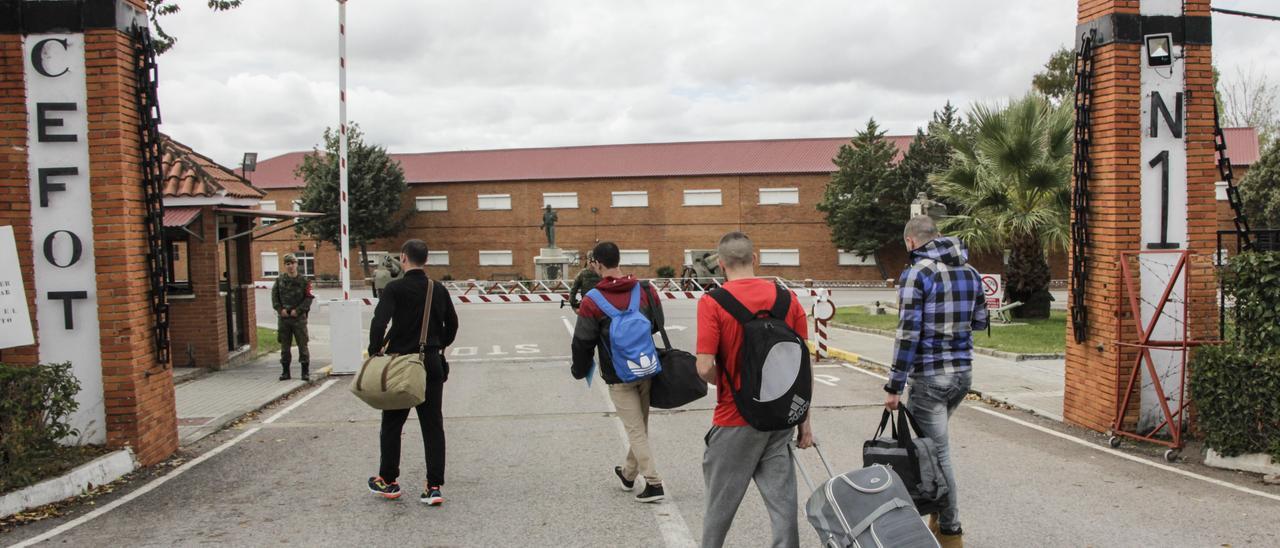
[{"xmin": 9, "ymin": 380, "xmax": 340, "ymax": 547}]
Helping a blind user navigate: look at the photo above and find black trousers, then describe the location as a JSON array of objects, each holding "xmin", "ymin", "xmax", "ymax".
[{"xmin": 378, "ymin": 351, "xmax": 446, "ymax": 486}]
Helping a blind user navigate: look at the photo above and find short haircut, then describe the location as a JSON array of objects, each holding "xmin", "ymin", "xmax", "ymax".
[
  {"xmin": 401, "ymin": 239, "xmax": 429, "ymax": 266},
  {"xmin": 592, "ymin": 241, "xmax": 620, "ymax": 268},
  {"xmin": 904, "ymin": 215, "xmax": 940, "ymax": 241},
  {"xmin": 717, "ymin": 231, "xmax": 753, "ymax": 269}
]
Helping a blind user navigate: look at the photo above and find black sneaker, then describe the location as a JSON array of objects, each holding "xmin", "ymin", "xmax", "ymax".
[
  {"xmin": 614, "ymin": 466, "xmax": 635, "ymax": 491},
  {"xmin": 367, "ymin": 476, "xmax": 401, "ymax": 499},
  {"xmin": 635, "ymin": 483, "xmax": 664, "ymax": 503},
  {"xmin": 421, "ymin": 486, "xmax": 444, "ymax": 506}
]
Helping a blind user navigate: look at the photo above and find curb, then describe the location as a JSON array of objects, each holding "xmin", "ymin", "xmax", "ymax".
[
  {"xmin": 179, "ymin": 380, "xmax": 310, "ymax": 445},
  {"xmin": 0, "ymin": 449, "xmax": 137, "ymax": 519},
  {"xmin": 829, "ymin": 322, "xmax": 1064, "ymax": 361}
]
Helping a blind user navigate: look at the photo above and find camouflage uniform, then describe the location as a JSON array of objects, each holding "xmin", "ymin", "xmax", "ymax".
[
  {"xmin": 272, "ymin": 255, "xmax": 314, "ymax": 379},
  {"xmin": 568, "ymin": 267, "xmax": 602, "ymax": 309}
]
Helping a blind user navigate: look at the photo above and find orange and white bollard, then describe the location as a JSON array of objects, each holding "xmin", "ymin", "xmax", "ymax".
[{"xmin": 811, "ymin": 289, "xmax": 834, "ymax": 361}]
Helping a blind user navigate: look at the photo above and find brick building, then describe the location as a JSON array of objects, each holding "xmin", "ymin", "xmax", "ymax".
[{"xmin": 249, "ymin": 132, "xmax": 1257, "ymax": 285}]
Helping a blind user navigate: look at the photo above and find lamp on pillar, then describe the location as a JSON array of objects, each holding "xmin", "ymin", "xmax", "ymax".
[
  {"xmin": 240, "ymin": 152, "xmax": 258, "ymax": 180},
  {"xmin": 1145, "ymin": 34, "xmax": 1173, "ymax": 67}
]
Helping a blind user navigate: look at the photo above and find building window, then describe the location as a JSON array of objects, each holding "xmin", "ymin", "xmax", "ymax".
[
  {"xmin": 759, "ymin": 187, "xmax": 799, "ymax": 205},
  {"xmin": 760, "ymin": 249, "xmax": 800, "ymax": 266},
  {"xmin": 611, "ymin": 191, "xmax": 649, "ymax": 208},
  {"xmin": 478, "ymin": 194, "xmax": 512, "ymax": 210},
  {"xmin": 543, "ymin": 192, "xmax": 578, "ymax": 209},
  {"xmin": 479, "ymin": 250, "xmax": 513, "ymax": 266},
  {"xmin": 683, "ymin": 189, "xmax": 722, "ymax": 207},
  {"xmin": 165, "ymin": 238, "xmax": 192, "ymax": 294},
  {"xmin": 838, "ymin": 250, "xmax": 876, "ymax": 266},
  {"xmin": 416, "ymin": 196, "xmax": 448, "ymax": 212},
  {"xmin": 261, "ymin": 252, "xmax": 280, "ymax": 277},
  {"xmin": 619, "ymin": 250, "xmax": 650, "ymax": 266},
  {"xmin": 427, "ymin": 251, "xmax": 450, "ymax": 266},
  {"xmin": 291, "ymin": 199, "xmax": 302, "ymax": 212},
  {"xmin": 294, "ymin": 251, "xmax": 315, "ymax": 277},
  {"xmin": 258, "ymin": 200, "xmax": 278, "ymax": 226}
]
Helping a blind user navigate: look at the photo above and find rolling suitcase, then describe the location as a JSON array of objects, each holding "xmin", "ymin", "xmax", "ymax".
[{"xmin": 790, "ymin": 441, "xmax": 939, "ymax": 548}]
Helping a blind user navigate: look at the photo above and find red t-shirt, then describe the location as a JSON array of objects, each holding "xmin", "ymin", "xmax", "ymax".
[{"xmin": 697, "ymin": 278, "xmax": 809, "ymax": 427}]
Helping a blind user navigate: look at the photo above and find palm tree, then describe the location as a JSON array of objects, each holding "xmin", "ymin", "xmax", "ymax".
[{"xmin": 932, "ymin": 94, "xmax": 1072, "ymax": 319}]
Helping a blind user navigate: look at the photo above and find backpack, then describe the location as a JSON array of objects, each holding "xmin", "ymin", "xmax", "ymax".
[
  {"xmin": 709, "ymin": 284, "xmax": 812, "ymax": 431},
  {"xmin": 587, "ymin": 284, "xmax": 662, "ymax": 383}
]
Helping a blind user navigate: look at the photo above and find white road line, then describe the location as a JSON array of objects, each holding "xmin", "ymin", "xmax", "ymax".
[
  {"xmin": 10, "ymin": 380, "xmax": 339, "ymax": 548},
  {"xmin": 561, "ymin": 316, "xmax": 697, "ymax": 548},
  {"xmin": 836, "ymin": 362, "xmax": 1280, "ymax": 504}
]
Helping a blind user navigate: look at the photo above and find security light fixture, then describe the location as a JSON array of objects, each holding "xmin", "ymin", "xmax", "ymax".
[
  {"xmin": 1145, "ymin": 34, "xmax": 1172, "ymax": 67},
  {"xmin": 241, "ymin": 152, "xmax": 258, "ymax": 176}
]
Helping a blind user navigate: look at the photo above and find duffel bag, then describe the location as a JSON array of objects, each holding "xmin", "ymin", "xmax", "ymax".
[
  {"xmin": 862, "ymin": 408, "xmax": 949, "ymax": 515},
  {"xmin": 650, "ymin": 328, "xmax": 706, "ymax": 409},
  {"xmin": 350, "ymin": 279, "xmax": 436, "ymax": 410}
]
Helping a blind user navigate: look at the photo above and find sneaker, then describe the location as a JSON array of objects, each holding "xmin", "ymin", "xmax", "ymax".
[
  {"xmin": 613, "ymin": 466, "xmax": 635, "ymax": 491},
  {"xmin": 421, "ymin": 486, "xmax": 444, "ymax": 506},
  {"xmin": 367, "ymin": 476, "xmax": 401, "ymax": 499},
  {"xmin": 635, "ymin": 483, "xmax": 664, "ymax": 503}
]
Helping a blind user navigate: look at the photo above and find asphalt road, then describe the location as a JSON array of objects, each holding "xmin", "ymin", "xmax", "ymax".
[{"xmin": 6, "ymin": 300, "xmax": 1278, "ymax": 547}]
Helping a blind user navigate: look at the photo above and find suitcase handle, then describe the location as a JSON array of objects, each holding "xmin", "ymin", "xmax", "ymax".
[{"xmin": 788, "ymin": 438, "xmax": 835, "ymax": 492}]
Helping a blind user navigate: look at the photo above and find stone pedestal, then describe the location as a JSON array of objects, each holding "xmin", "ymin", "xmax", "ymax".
[{"xmin": 534, "ymin": 247, "xmax": 574, "ymax": 280}]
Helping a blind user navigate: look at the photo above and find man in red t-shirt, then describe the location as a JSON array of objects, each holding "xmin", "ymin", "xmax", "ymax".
[{"xmin": 695, "ymin": 231, "xmax": 814, "ymax": 548}]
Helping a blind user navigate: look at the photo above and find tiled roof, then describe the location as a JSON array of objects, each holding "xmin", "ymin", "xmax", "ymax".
[
  {"xmin": 251, "ymin": 129, "xmax": 1263, "ymax": 190},
  {"xmin": 252, "ymin": 136, "xmax": 914, "ymax": 189},
  {"xmin": 161, "ymin": 135, "xmax": 266, "ymax": 199}
]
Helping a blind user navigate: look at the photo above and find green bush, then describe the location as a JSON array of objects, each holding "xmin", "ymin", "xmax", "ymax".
[
  {"xmin": 656, "ymin": 266, "xmax": 677, "ymax": 278},
  {"xmin": 1189, "ymin": 251, "xmax": 1280, "ymax": 459},
  {"xmin": 0, "ymin": 362, "xmax": 81, "ymax": 492}
]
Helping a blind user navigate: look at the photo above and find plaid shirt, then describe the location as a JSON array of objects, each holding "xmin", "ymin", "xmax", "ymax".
[{"xmin": 886, "ymin": 237, "xmax": 988, "ymax": 394}]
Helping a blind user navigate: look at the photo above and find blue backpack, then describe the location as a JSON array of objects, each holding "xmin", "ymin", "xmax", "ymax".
[{"xmin": 587, "ymin": 284, "xmax": 662, "ymax": 382}]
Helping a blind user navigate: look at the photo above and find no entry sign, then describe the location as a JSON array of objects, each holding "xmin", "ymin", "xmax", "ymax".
[{"xmin": 981, "ymin": 274, "xmax": 1002, "ymax": 310}]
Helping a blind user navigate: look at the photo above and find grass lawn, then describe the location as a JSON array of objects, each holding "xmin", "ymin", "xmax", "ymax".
[
  {"xmin": 257, "ymin": 326, "xmax": 281, "ymax": 356},
  {"xmin": 833, "ymin": 307, "xmax": 1066, "ymax": 355}
]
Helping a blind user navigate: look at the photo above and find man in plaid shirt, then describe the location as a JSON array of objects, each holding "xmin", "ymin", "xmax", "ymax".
[{"xmin": 883, "ymin": 215, "xmax": 987, "ymax": 547}]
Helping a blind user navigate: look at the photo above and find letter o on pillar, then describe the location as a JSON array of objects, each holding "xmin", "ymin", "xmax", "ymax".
[{"xmin": 43, "ymin": 230, "xmax": 83, "ymax": 268}]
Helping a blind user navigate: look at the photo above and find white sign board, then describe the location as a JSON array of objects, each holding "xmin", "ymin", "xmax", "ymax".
[
  {"xmin": 0, "ymin": 226, "xmax": 35, "ymax": 350},
  {"xmin": 980, "ymin": 274, "xmax": 1003, "ymax": 310},
  {"xmin": 24, "ymin": 34, "xmax": 105, "ymax": 443}
]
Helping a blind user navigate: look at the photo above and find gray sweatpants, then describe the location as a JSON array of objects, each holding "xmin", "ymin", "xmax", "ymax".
[{"xmin": 701, "ymin": 425, "xmax": 799, "ymax": 548}]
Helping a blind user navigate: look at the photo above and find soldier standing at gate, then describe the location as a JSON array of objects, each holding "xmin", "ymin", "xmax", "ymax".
[{"xmin": 272, "ymin": 253, "xmax": 314, "ymax": 381}]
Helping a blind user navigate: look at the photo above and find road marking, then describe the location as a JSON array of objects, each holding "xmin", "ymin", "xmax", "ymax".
[
  {"xmin": 835, "ymin": 362, "xmax": 1280, "ymax": 504},
  {"xmin": 814, "ymin": 374, "xmax": 840, "ymax": 387},
  {"xmin": 10, "ymin": 380, "xmax": 339, "ymax": 547},
  {"xmin": 560, "ymin": 316, "xmax": 697, "ymax": 548}
]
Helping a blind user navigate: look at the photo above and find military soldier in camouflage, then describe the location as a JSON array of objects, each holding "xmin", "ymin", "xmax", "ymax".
[
  {"xmin": 272, "ymin": 253, "xmax": 314, "ymax": 381},
  {"xmin": 568, "ymin": 251, "xmax": 602, "ymax": 310}
]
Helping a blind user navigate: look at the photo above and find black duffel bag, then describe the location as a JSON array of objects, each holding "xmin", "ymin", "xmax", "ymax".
[
  {"xmin": 649, "ymin": 329, "xmax": 706, "ymax": 409},
  {"xmin": 862, "ymin": 407, "xmax": 950, "ymax": 515}
]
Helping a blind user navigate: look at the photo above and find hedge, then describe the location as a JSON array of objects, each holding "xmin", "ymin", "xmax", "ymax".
[
  {"xmin": 0, "ymin": 362, "xmax": 81, "ymax": 493},
  {"xmin": 1188, "ymin": 251, "xmax": 1280, "ymax": 460}
]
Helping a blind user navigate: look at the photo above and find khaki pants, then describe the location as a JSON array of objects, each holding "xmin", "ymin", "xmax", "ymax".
[{"xmin": 607, "ymin": 379, "xmax": 661, "ymax": 485}]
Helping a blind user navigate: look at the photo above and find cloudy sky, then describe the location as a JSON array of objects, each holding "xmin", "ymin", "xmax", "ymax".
[{"xmin": 154, "ymin": 0, "xmax": 1280, "ymax": 167}]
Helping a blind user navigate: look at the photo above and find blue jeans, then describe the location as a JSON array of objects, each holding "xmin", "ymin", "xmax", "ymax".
[{"xmin": 906, "ymin": 371, "xmax": 972, "ymax": 531}]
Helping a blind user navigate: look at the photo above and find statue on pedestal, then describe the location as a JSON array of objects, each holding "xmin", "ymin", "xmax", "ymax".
[{"xmin": 542, "ymin": 205, "xmax": 558, "ymax": 248}]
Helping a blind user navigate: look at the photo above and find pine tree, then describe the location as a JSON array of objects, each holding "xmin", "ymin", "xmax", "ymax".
[
  {"xmin": 295, "ymin": 123, "xmax": 409, "ymax": 276},
  {"xmin": 895, "ymin": 101, "xmax": 964, "ymax": 213},
  {"xmin": 817, "ymin": 119, "xmax": 901, "ymax": 278}
]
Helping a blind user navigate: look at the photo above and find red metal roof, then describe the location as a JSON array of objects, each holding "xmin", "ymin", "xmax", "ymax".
[
  {"xmin": 252, "ymin": 136, "xmax": 914, "ymax": 189},
  {"xmin": 1223, "ymin": 127, "xmax": 1260, "ymax": 166},
  {"xmin": 162, "ymin": 206, "xmax": 201, "ymax": 228},
  {"xmin": 252, "ymin": 130, "xmax": 1262, "ymax": 190}
]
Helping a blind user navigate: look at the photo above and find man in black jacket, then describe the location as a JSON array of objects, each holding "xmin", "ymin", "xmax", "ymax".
[{"xmin": 366, "ymin": 239, "xmax": 460, "ymax": 505}]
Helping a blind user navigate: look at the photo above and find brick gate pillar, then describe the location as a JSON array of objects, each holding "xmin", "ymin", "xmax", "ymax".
[
  {"xmin": 1, "ymin": 0, "xmax": 177, "ymax": 465},
  {"xmin": 1065, "ymin": 0, "xmax": 1219, "ymax": 433}
]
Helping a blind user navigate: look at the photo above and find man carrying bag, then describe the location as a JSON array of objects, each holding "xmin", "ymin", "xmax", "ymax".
[{"xmin": 361, "ymin": 239, "xmax": 459, "ymax": 505}]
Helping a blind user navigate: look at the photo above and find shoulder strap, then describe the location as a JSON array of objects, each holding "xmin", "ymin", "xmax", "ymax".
[
  {"xmin": 769, "ymin": 284, "xmax": 791, "ymax": 320},
  {"xmin": 626, "ymin": 283, "xmax": 642, "ymax": 312},
  {"xmin": 708, "ymin": 287, "xmax": 754, "ymax": 325},
  {"xmin": 418, "ymin": 279, "xmax": 435, "ymax": 353},
  {"xmin": 586, "ymin": 288, "xmax": 622, "ymax": 318}
]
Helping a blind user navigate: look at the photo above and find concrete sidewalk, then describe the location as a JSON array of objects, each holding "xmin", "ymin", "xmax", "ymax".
[
  {"xmin": 174, "ymin": 352, "xmax": 332, "ymax": 445},
  {"xmin": 822, "ymin": 324, "xmax": 1066, "ymax": 421}
]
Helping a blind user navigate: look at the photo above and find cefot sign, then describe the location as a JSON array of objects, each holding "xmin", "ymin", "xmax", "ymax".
[{"xmin": 24, "ymin": 34, "xmax": 105, "ymax": 443}]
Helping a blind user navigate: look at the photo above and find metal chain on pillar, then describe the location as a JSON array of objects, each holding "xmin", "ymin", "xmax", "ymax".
[
  {"xmin": 131, "ymin": 26, "xmax": 171, "ymax": 365},
  {"xmin": 1070, "ymin": 31, "xmax": 1095, "ymax": 344},
  {"xmin": 1212, "ymin": 101, "xmax": 1254, "ymax": 252},
  {"xmin": 337, "ymin": 0, "xmax": 351, "ymax": 300}
]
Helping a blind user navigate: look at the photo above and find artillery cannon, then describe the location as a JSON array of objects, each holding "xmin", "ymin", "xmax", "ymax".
[{"xmin": 680, "ymin": 249, "xmax": 724, "ymax": 291}]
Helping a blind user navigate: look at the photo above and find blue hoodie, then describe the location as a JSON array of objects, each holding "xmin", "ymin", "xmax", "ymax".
[{"xmin": 885, "ymin": 237, "xmax": 989, "ymax": 394}]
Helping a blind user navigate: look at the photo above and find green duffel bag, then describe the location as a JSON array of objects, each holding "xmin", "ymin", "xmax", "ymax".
[{"xmin": 350, "ymin": 280, "xmax": 434, "ymax": 409}]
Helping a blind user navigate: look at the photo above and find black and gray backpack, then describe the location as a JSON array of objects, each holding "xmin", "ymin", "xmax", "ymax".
[{"xmin": 709, "ymin": 284, "xmax": 812, "ymax": 431}]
